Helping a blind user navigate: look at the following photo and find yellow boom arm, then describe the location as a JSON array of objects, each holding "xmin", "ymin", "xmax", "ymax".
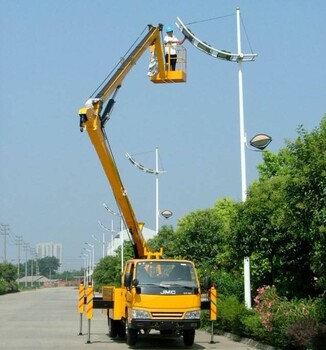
[{"xmin": 78, "ymin": 25, "xmax": 166, "ymax": 258}]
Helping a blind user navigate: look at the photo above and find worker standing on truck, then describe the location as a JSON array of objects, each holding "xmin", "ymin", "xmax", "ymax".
[{"xmin": 164, "ymin": 26, "xmax": 186, "ymax": 71}]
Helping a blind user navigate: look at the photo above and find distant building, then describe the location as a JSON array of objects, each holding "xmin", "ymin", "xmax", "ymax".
[
  {"xmin": 107, "ymin": 226, "xmax": 156, "ymax": 256},
  {"xmin": 36, "ymin": 242, "xmax": 63, "ymax": 272}
]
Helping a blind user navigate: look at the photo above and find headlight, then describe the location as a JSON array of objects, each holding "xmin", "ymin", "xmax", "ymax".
[
  {"xmin": 185, "ymin": 310, "xmax": 200, "ymax": 319},
  {"xmin": 131, "ymin": 309, "xmax": 150, "ymax": 319}
]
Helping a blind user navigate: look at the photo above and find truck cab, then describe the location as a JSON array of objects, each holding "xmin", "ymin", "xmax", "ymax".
[{"xmin": 122, "ymin": 259, "xmax": 201, "ymax": 346}]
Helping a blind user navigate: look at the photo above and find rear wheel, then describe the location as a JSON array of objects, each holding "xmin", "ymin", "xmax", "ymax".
[
  {"xmin": 183, "ymin": 329, "xmax": 195, "ymax": 346},
  {"xmin": 126, "ymin": 327, "xmax": 138, "ymax": 346}
]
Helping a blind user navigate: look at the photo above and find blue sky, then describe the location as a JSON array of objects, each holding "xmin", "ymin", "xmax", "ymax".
[{"xmin": 1, "ymin": 0, "xmax": 325, "ymax": 270}]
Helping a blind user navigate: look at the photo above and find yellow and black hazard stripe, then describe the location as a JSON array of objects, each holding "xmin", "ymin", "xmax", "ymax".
[{"xmin": 210, "ymin": 286, "xmax": 217, "ymax": 321}]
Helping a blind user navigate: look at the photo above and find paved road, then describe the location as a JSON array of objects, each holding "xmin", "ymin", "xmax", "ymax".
[{"xmin": 0, "ymin": 287, "xmax": 255, "ymax": 349}]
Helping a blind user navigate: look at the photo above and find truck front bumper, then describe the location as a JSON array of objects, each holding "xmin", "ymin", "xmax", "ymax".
[{"xmin": 130, "ymin": 319, "xmax": 200, "ymax": 330}]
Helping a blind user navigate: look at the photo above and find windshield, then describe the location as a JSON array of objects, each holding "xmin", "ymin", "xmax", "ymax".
[{"xmin": 135, "ymin": 261, "xmax": 198, "ymax": 288}]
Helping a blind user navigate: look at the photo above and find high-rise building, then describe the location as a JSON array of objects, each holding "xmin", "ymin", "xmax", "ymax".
[
  {"xmin": 36, "ymin": 242, "xmax": 63, "ymax": 272},
  {"xmin": 108, "ymin": 226, "xmax": 156, "ymax": 256}
]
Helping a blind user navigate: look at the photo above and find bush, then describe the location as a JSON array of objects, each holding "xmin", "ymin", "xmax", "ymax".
[
  {"xmin": 216, "ymin": 295, "xmax": 248, "ymax": 335},
  {"xmin": 0, "ymin": 278, "xmax": 19, "ymax": 294},
  {"xmin": 0, "ymin": 278, "xmax": 7, "ymax": 295},
  {"xmin": 312, "ymin": 323, "xmax": 326, "ymax": 350},
  {"xmin": 241, "ymin": 310, "xmax": 269, "ymax": 341},
  {"xmin": 215, "ymin": 270, "xmax": 244, "ymax": 300},
  {"xmin": 287, "ymin": 318, "xmax": 318, "ymax": 349},
  {"xmin": 201, "ymin": 286, "xmax": 325, "ymax": 349},
  {"xmin": 200, "ymin": 294, "xmax": 250, "ymax": 336},
  {"xmin": 253, "ymin": 285, "xmax": 323, "ymax": 348}
]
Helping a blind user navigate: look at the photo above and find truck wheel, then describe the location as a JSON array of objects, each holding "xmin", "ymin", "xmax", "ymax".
[
  {"xmin": 126, "ymin": 327, "xmax": 138, "ymax": 346},
  {"xmin": 183, "ymin": 329, "xmax": 195, "ymax": 346},
  {"xmin": 108, "ymin": 318, "xmax": 118, "ymax": 338}
]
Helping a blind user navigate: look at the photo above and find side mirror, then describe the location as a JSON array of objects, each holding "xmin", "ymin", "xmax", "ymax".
[
  {"xmin": 132, "ymin": 279, "xmax": 141, "ymax": 294},
  {"xmin": 203, "ymin": 276, "xmax": 211, "ymax": 291},
  {"xmin": 124, "ymin": 272, "xmax": 132, "ymax": 287},
  {"xmin": 132, "ymin": 279, "xmax": 139, "ymax": 287}
]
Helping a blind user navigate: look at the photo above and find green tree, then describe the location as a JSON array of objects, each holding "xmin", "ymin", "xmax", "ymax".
[
  {"xmin": 93, "ymin": 241, "xmax": 134, "ymax": 290},
  {"xmin": 282, "ymin": 118, "xmax": 326, "ymax": 290},
  {"xmin": 233, "ymin": 116, "xmax": 326, "ymax": 298},
  {"xmin": 147, "ymin": 224, "xmax": 176, "ymax": 257},
  {"xmin": 172, "ymin": 207, "xmax": 224, "ymax": 268},
  {"xmin": 38, "ymin": 256, "xmax": 60, "ymax": 277},
  {"xmin": 232, "ymin": 177, "xmax": 301, "ymax": 295},
  {"xmin": 0, "ymin": 263, "xmax": 19, "ymax": 294},
  {"xmin": 0, "ymin": 262, "xmax": 18, "ymax": 282},
  {"xmin": 213, "ymin": 198, "xmax": 238, "ymax": 270},
  {"xmin": 93, "ymin": 255, "xmax": 121, "ymax": 289}
]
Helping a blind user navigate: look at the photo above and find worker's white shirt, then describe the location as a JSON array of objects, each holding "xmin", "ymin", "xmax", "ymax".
[{"xmin": 164, "ymin": 34, "xmax": 179, "ymax": 55}]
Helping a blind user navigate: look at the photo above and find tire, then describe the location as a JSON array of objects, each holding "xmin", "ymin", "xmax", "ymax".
[
  {"xmin": 183, "ymin": 329, "xmax": 195, "ymax": 346},
  {"xmin": 108, "ymin": 318, "xmax": 119, "ymax": 338},
  {"xmin": 126, "ymin": 327, "xmax": 138, "ymax": 346}
]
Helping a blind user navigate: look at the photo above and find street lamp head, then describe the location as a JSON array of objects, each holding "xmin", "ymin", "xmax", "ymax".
[
  {"xmin": 249, "ymin": 133, "xmax": 272, "ymax": 151},
  {"xmin": 161, "ymin": 210, "xmax": 173, "ymax": 219}
]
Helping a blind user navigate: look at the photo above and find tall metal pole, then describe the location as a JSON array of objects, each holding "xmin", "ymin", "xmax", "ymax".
[
  {"xmin": 155, "ymin": 147, "xmax": 159, "ymax": 234},
  {"xmin": 24, "ymin": 243, "xmax": 29, "ymax": 287},
  {"xmin": 16, "ymin": 235, "xmax": 23, "ymax": 281},
  {"xmin": 120, "ymin": 217, "xmax": 124, "ymax": 273},
  {"xmin": 102, "ymin": 232, "xmax": 105, "ymax": 258},
  {"xmin": 126, "ymin": 148, "xmax": 166, "ymax": 234},
  {"xmin": 103, "ymin": 204, "xmax": 125, "ymax": 271},
  {"xmin": 1, "ymin": 224, "xmax": 9, "ymax": 262},
  {"xmin": 30, "ymin": 250, "xmax": 34, "ymax": 288},
  {"xmin": 236, "ymin": 7, "xmax": 251, "ymax": 309}
]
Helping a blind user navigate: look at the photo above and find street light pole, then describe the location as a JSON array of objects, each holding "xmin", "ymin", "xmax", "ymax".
[
  {"xmin": 92, "ymin": 233, "xmax": 106, "ymax": 259},
  {"xmin": 176, "ymin": 8, "xmax": 261, "ymax": 309},
  {"xmin": 155, "ymin": 147, "xmax": 159, "ymax": 234},
  {"xmin": 98, "ymin": 219, "xmax": 113, "ymax": 256},
  {"xmin": 84, "ymin": 246, "xmax": 93, "ymax": 283},
  {"xmin": 236, "ymin": 7, "xmax": 251, "ymax": 309},
  {"xmin": 86, "ymin": 243, "xmax": 95, "ymax": 275},
  {"xmin": 126, "ymin": 147, "xmax": 166, "ymax": 234},
  {"xmin": 103, "ymin": 203, "xmax": 125, "ymax": 272},
  {"xmin": 81, "ymin": 253, "xmax": 89, "ymax": 285}
]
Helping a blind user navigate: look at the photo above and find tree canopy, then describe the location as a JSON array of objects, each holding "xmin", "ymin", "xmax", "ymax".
[
  {"xmin": 92, "ymin": 115, "xmax": 326, "ymax": 301},
  {"xmin": 233, "ymin": 116, "xmax": 326, "ymax": 297}
]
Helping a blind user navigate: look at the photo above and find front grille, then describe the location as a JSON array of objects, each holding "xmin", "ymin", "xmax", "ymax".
[{"xmin": 151, "ymin": 312, "xmax": 184, "ymax": 319}]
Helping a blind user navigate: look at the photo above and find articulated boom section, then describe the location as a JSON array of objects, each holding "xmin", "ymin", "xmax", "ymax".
[
  {"xmin": 78, "ymin": 23, "xmax": 186, "ymax": 259},
  {"xmin": 94, "ymin": 24, "xmax": 166, "ymax": 104},
  {"xmin": 79, "ymin": 102, "xmax": 147, "ymax": 258}
]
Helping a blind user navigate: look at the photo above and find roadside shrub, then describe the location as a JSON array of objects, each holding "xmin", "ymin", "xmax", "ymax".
[
  {"xmin": 198, "ymin": 265, "xmax": 244, "ymax": 301},
  {"xmin": 201, "ymin": 286, "xmax": 325, "ymax": 349},
  {"xmin": 200, "ymin": 309, "xmax": 210, "ymax": 330},
  {"xmin": 315, "ymin": 295, "xmax": 326, "ymax": 323},
  {"xmin": 241, "ymin": 310, "xmax": 269, "ymax": 341},
  {"xmin": 216, "ymin": 295, "xmax": 248, "ymax": 335},
  {"xmin": 0, "ymin": 278, "xmax": 19, "ymax": 294},
  {"xmin": 7, "ymin": 281, "xmax": 19, "ymax": 293},
  {"xmin": 201, "ymin": 294, "xmax": 249, "ymax": 336},
  {"xmin": 215, "ymin": 270, "xmax": 244, "ymax": 300},
  {"xmin": 253, "ymin": 285, "xmax": 322, "ymax": 348},
  {"xmin": 287, "ymin": 317, "xmax": 318, "ymax": 349},
  {"xmin": 312, "ymin": 323, "xmax": 326, "ymax": 350},
  {"xmin": 0, "ymin": 278, "xmax": 7, "ymax": 295}
]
